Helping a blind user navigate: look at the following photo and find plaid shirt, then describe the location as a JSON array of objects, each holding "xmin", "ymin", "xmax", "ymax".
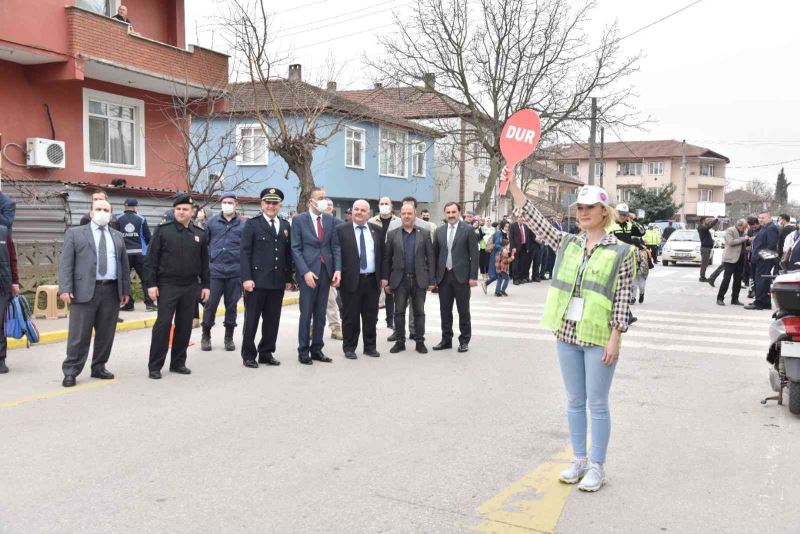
[{"xmin": 515, "ymin": 200, "xmax": 633, "ymax": 347}]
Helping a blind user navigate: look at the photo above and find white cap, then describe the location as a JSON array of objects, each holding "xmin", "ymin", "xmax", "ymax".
[
  {"xmin": 570, "ymin": 185, "xmax": 611, "ymax": 207},
  {"xmin": 616, "ymin": 202, "xmax": 630, "ymax": 214}
]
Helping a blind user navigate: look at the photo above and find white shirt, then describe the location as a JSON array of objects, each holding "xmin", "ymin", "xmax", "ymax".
[
  {"xmin": 353, "ymin": 222, "xmax": 376, "ymax": 274},
  {"xmin": 308, "ymin": 209, "xmax": 323, "ymax": 236},
  {"xmin": 263, "ymin": 214, "xmax": 279, "ymax": 233},
  {"xmin": 91, "ymin": 221, "xmax": 117, "ymax": 281}
]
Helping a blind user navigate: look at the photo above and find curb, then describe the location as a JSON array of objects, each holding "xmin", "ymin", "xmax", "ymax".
[{"xmin": 9, "ymin": 295, "xmax": 301, "ymax": 351}]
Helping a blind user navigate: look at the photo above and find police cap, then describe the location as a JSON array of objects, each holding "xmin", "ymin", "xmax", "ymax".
[
  {"xmin": 124, "ymin": 198, "xmax": 138, "ymax": 207},
  {"xmin": 260, "ymin": 188, "xmax": 284, "ymax": 202}
]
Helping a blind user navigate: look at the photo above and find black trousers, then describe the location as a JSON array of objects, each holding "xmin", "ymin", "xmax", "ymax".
[
  {"xmin": 241, "ymin": 288, "xmax": 285, "ymax": 361},
  {"xmin": 62, "ymin": 282, "xmax": 120, "ymax": 376},
  {"xmin": 384, "ymin": 290, "xmax": 395, "ymax": 327},
  {"xmin": 438, "ymin": 270, "xmax": 471, "ymax": 345},
  {"xmin": 201, "ymin": 277, "xmax": 242, "ymax": 329},
  {"xmin": 148, "ymin": 282, "xmax": 199, "ymax": 372},
  {"xmin": 708, "ymin": 263, "xmax": 725, "ymax": 282},
  {"xmin": 647, "ymin": 245, "xmax": 659, "ymax": 264},
  {"xmin": 125, "ymin": 254, "xmax": 154, "ymax": 307},
  {"xmin": 700, "ymin": 247, "xmax": 713, "ymax": 278},
  {"xmin": 753, "ymin": 259, "xmax": 776, "ymax": 308},
  {"xmin": 479, "ymin": 250, "xmax": 490, "ymax": 274},
  {"xmin": 717, "ymin": 257, "xmax": 744, "ymax": 302},
  {"xmin": 530, "ymin": 246, "xmax": 542, "ymax": 280},
  {"xmin": 539, "ymin": 247, "xmax": 552, "ymax": 278},
  {"xmin": 0, "ymin": 292, "xmax": 7, "ymax": 361},
  {"xmin": 340, "ymin": 274, "xmax": 380, "ymax": 353},
  {"xmin": 393, "ymin": 276, "xmax": 427, "ymax": 343},
  {"xmin": 513, "ymin": 247, "xmax": 531, "ymax": 281}
]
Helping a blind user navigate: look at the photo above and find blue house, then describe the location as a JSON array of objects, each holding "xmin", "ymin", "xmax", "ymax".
[{"xmin": 192, "ymin": 70, "xmax": 440, "ymax": 217}]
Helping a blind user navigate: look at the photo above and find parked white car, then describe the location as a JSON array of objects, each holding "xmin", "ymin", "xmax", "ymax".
[
  {"xmin": 713, "ymin": 229, "xmax": 726, "ymax": 248},
  {"xmin": 661, "ymin": 230, "xmax": 704, "ymax": 266}
]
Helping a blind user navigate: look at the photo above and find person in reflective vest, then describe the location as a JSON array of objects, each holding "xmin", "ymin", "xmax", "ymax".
[
  {"xmin": 506, "ymin": 174, "xmax": 635, "ymax": 493},
  {"xmin": 643, "ymin": 225, "xmax": 661, "ymax": 264}
]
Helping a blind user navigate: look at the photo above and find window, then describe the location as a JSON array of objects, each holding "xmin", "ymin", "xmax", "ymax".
[
  {"xmin": 473, "ymin": 142, "xmax": 490, "ymax": 168},
  {"xmin": 83, "ymin": 88, "xmax": 145, "ymax": 176},
  {"xmin": 618, "ymin": 161, "xmax": 642, "ymax": 176},
  {"xmin": 236, "ymin": 124, "xmax": 268, "ymax": 166},
  {"xmin": 594, "ymin": 162, "xmax": 603, "ymax": 177},
  {"xmin": 699, "ymin": 189, "xmax": 713, "ymax": 202},
  {"xmin": 77, "ymin": 0, "xmax": 116, "ymax": 16},
  {"xmin": 345, "ymin": 127, "xmax": 365, "ymax": 169},
  {"xmin": 648, "ymin": 161, "xmax": 665, "ymax": 175},
  {"xmin": 379, "ymin": 127, "xmax": 407, "ymax": 178},
  {"xmin": 700, "ymin": 163, "xmax": 715, "ymax": 176},
  {"xmin": 558, "ymin": 163, "xmax": 578, "ymax": 177},
  {"xmin": 617, "ymin": 188, "xmax": 635, "ymax": 202},
  {"xmin": 548, "ymin": 185, "xmax": 558, "ymax": 202},
  {"xmin": 412, "ymin": 140, "xmax": 427, "ymax": 177}
]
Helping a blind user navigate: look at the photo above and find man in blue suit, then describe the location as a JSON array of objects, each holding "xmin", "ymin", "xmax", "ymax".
[
  {"xmin": 291, "ymin": 186, "xmax": 342, "ymax": 364},
  {"xmin": 746, "ymin": 210, "xmax": 780, "ymax": 310}
]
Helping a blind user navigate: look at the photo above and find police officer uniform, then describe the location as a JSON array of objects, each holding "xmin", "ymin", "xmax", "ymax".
[
  {"xmin": 144, "ymin": 194, "xmax": 210, "ymax": 379},
  {"xmin": 117, "ymin": 198, "xmax": 155, "ymax": 311},
  {"xmin": 240, "ymin": 188, "xmax": 293, "ymax": 367}
]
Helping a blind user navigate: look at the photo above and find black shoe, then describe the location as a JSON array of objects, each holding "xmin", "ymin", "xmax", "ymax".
[
  {"xmin": 145, "ymin": 304, "xmax": 158, "ymax": 311},
  {"xmin": 169, "ymin": 366, "xmax": 192, "ymax": 375},
  {"xmin": 243, "ymin": 359, "xmax": 259, "ymax": 368},
  {"xmin": 117, "ymin": 318, "xmax": 124, "ymax": 323},
  {"xmin": 201, "ymin": 327, "xmax": 212, "ymax": 352},
  {"xmin": 149, "ymin": 371, "xmax": 162, "ymax": 379},
  {"xmin": 495, "ymin": 292, "xmax": 503, "ymax": 297},
  {"xmin": 513, "ymin": 280, "xmax": 522, "ymax": 285},
  {"xmin": 344, "ymin": 351, "xmax": 357, "ymax": 360},
  {"xmin": 532, "ymin": 278, "xmax": 541, "ymax": 283},
  {"xmin": 299, "ymin": 355, "xmax": 313, "ymax": 365},
  {"xmin": 386, "ymin": 323, "xmax": 395, "ymax": 330},
  {"xmin": 457, "ymin": 343, "xmax": 469, "ymax": 353},
  {"xmin": 416, "ymin": 342, "xmax": 428, "ymax": 354},
  {"xmin": 364, "ymin": 349, "xmax": 381, "ymax": 358},
  {"xmin": 62, "ymin": 375, "xmax": 76, "ymax": 387},
  {"xmin": 699, "ymin": 277, "xmax": 708, "ymax": 282},
  {"xmin": 119, "ymin": 305, "xmax": 134, "ymax": 312},
  {"xmin": 717, "ymin": 299, "xmax": 725, "ymax": 306},
  {"xmin": 629, "ymin": 316, "xmax": 638, "ymax": 325},
  {"xmin": 409, "ymin": 333, "xmax": 419, "ymax": 341},
  {"xmin": 390, "ymin": 342, "xmax": 406, "ymax": 353},
  {"xmin": 0, "ymin": 360, "xmax": 7, "ymax": 374},
  {"xmin": 731, "ymin": 300, "xmax": 744, "ymax": 306},
  {"xmin": 311, "ymin": 352, "xmax": 332, "ymax": 363},
  {"xmin": 224, "ymin": 326, "xmax": 235, "ymax": 351},
  {"xmin": 259, "ymin": 354, "xmax": 280, "ymax": 366},
  {"xmin": 90, "ymin": 368, "xmax": 115, "ymax": 380},
  {"xmin": 387, "ymin": 332, "xmax": 398, "ymax": 342},
  {"xmin": 747, "ymin": 291, "xmax": 754, "ymax": 299},
  {"xmin": 708, "ymin": 278, "xmax": 716, "ymax": 288},
  {"xmin": 744, "ymin": 303, "xmax": 767, "ymax": 310},
  {"xmin": 639, "ymin": 293, "xmax": 644, "ymax": 304},
  {"xmin": 432, "ymin": 341, "xmax": 452, "ymax": 351}
]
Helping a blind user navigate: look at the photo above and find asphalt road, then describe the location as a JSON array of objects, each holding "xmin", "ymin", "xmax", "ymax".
[{"xmin": 1, "ymin": 251, "xmax": 799, "ymax": 534}]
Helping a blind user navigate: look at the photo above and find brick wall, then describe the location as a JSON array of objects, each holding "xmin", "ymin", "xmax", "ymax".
[{"xmin": 65, "ymin": 6, "xmax": 228, "ymax": 90}]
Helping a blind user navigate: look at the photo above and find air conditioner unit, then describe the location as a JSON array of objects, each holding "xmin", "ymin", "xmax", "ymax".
[{"xmin": 26, "ymin": 138, "xmax": 66, "ymax": 169}]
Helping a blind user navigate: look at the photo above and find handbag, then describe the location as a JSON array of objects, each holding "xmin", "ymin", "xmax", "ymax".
[
  {"xmin": 18, "ymin": 295, "xmax": 40, "ymax": 344},
  {"xmin": 4, "ymin": 296, "xmax": 22, "ymax": 339},
  {"xmin": 4, "ymin": 295, "xmax": 40, "ymax": 345}
]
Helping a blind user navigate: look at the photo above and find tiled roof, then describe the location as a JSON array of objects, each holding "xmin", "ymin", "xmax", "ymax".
[
  {"xmin": 62, "ymin": 181, "xmax": 262, "ymax": 202},
  {"xmin": 543, "ymin": 140, "xmax": 730, "ymax": 163},
  {"xmin": 228, "ymin": 81, "xmax": 441, "ymax": 137},
  {"xmin": 525, "ymin": 195, "xmax": 567, "ymax": 217},
  {"xmin": 523, "ymin": 160, "xmax": 584, "ymax": 186},
  {"xmin": 337, "ymin": 86, "xmax": 472, "ymax": 120},
  {"xmin": 724, "ymin": 189, "xmax": 767, "ymax": 204}
]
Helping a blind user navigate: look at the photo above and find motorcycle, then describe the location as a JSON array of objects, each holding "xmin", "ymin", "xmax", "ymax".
[{"xmin": 762, "ymin": 261, "xmax": 800, "ymax": 415}]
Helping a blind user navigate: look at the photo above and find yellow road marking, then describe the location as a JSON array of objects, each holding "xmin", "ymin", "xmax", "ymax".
[
  {"xmin": 465, "ymin": 448, "xmax": 574, "ymax": 533},
  {"xmin": 0, "ymin": 380, "xmax": 115, "ymax": 410}
]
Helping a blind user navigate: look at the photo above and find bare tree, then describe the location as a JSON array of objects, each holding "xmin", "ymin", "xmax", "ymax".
[{"xmin": 371, "ymin": 0, "xmax": 641, "ymax": 212}]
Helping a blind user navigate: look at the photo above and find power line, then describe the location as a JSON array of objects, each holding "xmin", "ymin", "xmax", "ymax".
[
  {"xmin": 273, "ymin": 0, "xmax": 330, "ymax": 15},
  {"xmin": 282, "ymin": 1, "xmax": 408, "ymax": 38},
  {"xmin": 282, "ymin": 0, "xmax": 403, "ymax": 35},
  {"xmin": 617, "ymin": 0, "xmax": 706, "ymax": 43},
  {"xmin": 730, "ymin": 157, "xmax": 800, "ymax": 169},
  {"xmin": 292, "ymin": 23, "xmax": 397, "ymax": 51}
]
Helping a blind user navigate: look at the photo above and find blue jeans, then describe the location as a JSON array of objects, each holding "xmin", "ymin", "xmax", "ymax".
[
  {"xmin": 496, "ymin": 273, "xmax": 509, "ymax": 293},
  {"xmin": 201, "ymin": 277, "xmax": 242, "ymax": 329},
  {"xmin": 556, "ymin": 340, "xmax": 617, "ymax": 464}
]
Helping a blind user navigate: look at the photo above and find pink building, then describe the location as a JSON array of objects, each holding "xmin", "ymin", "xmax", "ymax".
[{"xmin": 0, "ymin": 0, "xmax": 228, "ymax": 190}]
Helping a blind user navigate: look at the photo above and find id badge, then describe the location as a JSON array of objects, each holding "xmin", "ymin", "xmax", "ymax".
[{"xmin": 565, "ymin": 297, "xmax": 584, "ymax": 322}]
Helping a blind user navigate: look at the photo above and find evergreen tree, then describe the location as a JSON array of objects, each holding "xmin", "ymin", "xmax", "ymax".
[
  {"xmin": 628, "ymin": 184, "xmax": 681, "ymax": 223},
  {"xmin": 775, "ymin": 167, "xmax": 791, "ymax": 207}
]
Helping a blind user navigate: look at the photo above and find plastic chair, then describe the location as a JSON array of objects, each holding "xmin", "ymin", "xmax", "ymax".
[{"xmin": 33, "ymin": 285, "xmax": 68, "ymax": 320}]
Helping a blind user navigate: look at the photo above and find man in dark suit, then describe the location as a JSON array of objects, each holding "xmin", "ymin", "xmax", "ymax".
[
  {"xmin": 335, "ymin": 199, "xmax": 383, "ymax": 359},
  {"xmin": 381, "ymin": 203, "xmax": 435, "ymax": 354},
  {"xmin": 291, "ymin": 186, "xmax": 342, "ymax": 364},
  {"xmin": 433, "ymin": 202, "xmax": 480, "ymax": 352},
  {"xmin": 746, "ymin": 210, "xmax": 780, "ymax": 310},
  {"xmin": 240, "ymin": 188, "xmax": 294, "ymax": 368},
  {"xmin": 58, "ymin": 199, "xmax": 131, "ymax": 387},
  {"xmin": 509, "ymin": 215, "xmax": 533, "ymax": 284}
]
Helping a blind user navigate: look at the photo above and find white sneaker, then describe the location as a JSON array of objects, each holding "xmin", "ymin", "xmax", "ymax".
[
  {"xmin": 480, "ymin": 280, "xmax": 488, "ymax": 294},
  {"xmin": 577, "ymin": 461, "xmax": 606, "ymax": 492},
  {"xmin": 559, "ymin": 457, "xmax": 588, "ymax": 484}
]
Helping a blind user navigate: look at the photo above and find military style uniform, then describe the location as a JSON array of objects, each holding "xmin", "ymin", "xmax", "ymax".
[
  {"xmin": 144, "ymin": 195, "xmax": 210, "ymax": 377},
  {"xmin": 240, "ymin": 188, "xmax": 293, "ymax": 366},
  {"xmin": 117, "ymin": 198, "xmax": 154, "ymax": 310}
]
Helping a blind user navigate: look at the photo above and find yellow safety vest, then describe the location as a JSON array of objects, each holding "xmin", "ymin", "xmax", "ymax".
[
  {"xmin": 644, "ymin": 229, "xmax": 661, "ymax": 246},
  {"xmin": 541, "ymin": 234, "xmax": 634, "ymax": 346}
]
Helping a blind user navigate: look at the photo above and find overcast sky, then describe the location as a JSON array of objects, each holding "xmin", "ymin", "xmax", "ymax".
[{"xmin": 187, "ymin": 0, "xmax": 800, "ymax": 200}]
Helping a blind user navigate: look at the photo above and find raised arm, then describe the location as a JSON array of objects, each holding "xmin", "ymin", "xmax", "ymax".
[{"xmin": 506, "ymin": 172, "xmax": 564, "ymax": 252}]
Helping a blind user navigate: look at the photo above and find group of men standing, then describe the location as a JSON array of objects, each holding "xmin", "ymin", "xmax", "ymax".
[{"xmin": 54, "ymin": 187, "xmax": 481, "ymax": 387}]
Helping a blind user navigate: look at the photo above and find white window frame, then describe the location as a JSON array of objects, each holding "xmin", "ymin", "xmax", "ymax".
[
  {"xmin": 648, "ymin": 161, "xmax": 665, "ymax": 175},
  {"xmin": 617, "ymin": 188, "xmax": 634, "ymax": 203},
  {"xmin": 344, "ymin": 126, "xmax": 366, "ymax": 170},
  {"xmin": 558, "ymin": 163, "xmax": 578, "ymax": 177},
  {"xmin": 619, "ymin": 161, "xmax": 642, "ymax": 176},
  {"xmin": 77, "ymin": 0, "xmax": 120, "ymax": 17},
  {"xmin": 548, "ymin": 185, "xmax": 558, "ymax": 202},
  {"xmin": 412, "ymin": 140, "xmax": 427, "ymax": 177},
  {"xmin": 378, "ymin": 126, "xmax": 408, "ymax": 178},
  {"xmin": 473, "ymin": 141, "xmax": 490, "ymax": 169},
  {"xmin": 698, "ymin": 189, "xmax": 713, "ymax": 202},
  {"xmin": 82, "ymin": 88, "xmax": 145, "ymax": 176},
  {"xmin": 594, "ymin": 162, "xmax": 603, "ymax": 177},
  {"xmin": 236, "ymin": 123, "xmax": 269, "ymax": 166},
  {"xmin": 700, "ymin": 163, "xmax": 715, "ymax": 177}
]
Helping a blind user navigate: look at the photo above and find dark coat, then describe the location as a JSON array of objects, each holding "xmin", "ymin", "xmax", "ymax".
[
  {"xmin": 509, "ymin": 221, "xmax": 535, "ymax": 253},
  {"xmin": 335, "ymin": 222, "xmax": 383, "ymax": 293},
  {"xmin": 751, "ymin": 221, "xmax": 780, "ymax": 264},
  {"xmin": 206, "ymin": 213, "xmax": 244, "ymax": 278},
  {"xmin": 382, "ymin": 226, "xmax": 435, "ymax": 289},
  {"xmin": 240, "ymin": 215, "xmax": 293, "ymax": 289},
  {"xmin": 290, "ymin": 211, "xmax": 341, "ymax": 278},
  {"xmin": 433, "ymin": 220, "xmax": 480, "ymax": 284}
]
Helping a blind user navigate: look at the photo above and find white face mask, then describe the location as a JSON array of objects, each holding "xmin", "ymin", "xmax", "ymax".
[
  {"xmin": 379, "ymin": 205, "xmax": 391, "ymax": 216},
  {"xmin": 221, "ymin": 204, "xmax": 235, "ymax": 215},
  {"xmin": 315, "ymin": 199, "xmax": 329, "ymax": 213},
  {"xmin": 93, "ymin": 211, "xmax": 111, "ymax": 227}
]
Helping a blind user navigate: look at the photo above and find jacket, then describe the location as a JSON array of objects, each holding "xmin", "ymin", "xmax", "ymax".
[
  {"xmin": 382, "ymin": 225, "xmax": 435, "ymax": 289},
  {"xmin": 290, "ymin": 211, "xmax": 342, "ymax": 278},
  {"xmin": 697, "ymin": 218, "xmax": 718, "ymax": 248},
  {"xmin": 0, "ymin": 192, "xmax": 16, "ymax": 228},
  {"xmin": 116, "ymin": 210, "xmax": 151, "ymax": 255},
  {"xmin": 206, "ymin": 213, "xmax": 244, "ymax": 278},
  {"xmin": 433, "ymin": 220, "xmax": 480, "ymax": 284},
  {"xmin": 751, "ymin": 221, "xmax": 780, "ymax": 264},
  {"xmin": 58, "ymin": 224, "xmax": 131, "ymax": 303},
  {"xmin": 240, "ymin": 215, "xmax": 293, "ymax": 289},
  {"xmin": 335, "ymin": 222, "xmax": 383, "ymax": 292},
  {"xmin": 721, "ymin": 226, "xmax": 748, "ymax": 264}
]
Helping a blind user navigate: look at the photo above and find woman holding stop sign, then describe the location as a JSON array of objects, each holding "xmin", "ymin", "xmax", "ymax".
[{"xmin": 505, "ymin": 171, "xmax": 635, "ymax": 492}]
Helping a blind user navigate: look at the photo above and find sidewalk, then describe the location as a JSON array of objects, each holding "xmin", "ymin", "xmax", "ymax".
[{"xmin": 11, "ymin": 295, "xmax": 300, "ymax": 350}]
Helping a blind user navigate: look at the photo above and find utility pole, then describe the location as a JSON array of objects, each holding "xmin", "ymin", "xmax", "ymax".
[
  {"xmin": 587, "ymin": 97, "xmax": 597, "ymax": 185},
  {"xmin": 679, "ymin": 139, "xmax": 687, "ymax": 222},
  {"xmin": 599, "ymin": 127, "xmax": 605, "ymax": 189}
]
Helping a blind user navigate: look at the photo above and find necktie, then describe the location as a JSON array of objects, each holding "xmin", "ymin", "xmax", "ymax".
[
  {"xmin": 271, "ymin": 219, "xmax": 277, "ymax": 234},
  {"xmin": 358, "ymin": 226, "xmax": 368, "ymax": 271},
  {"xmin": 316, "ymin": 216, "xmax": 323, "ymax": 240},
  {"xmin": 98, "ymin": 227, "xmax": 107, "ymax": 276},
  {"xmin": 520, "ymin": 223, "xmax": 526, "ymax": 244},
  {"xmin": 446, "ymin": 224, "xmax": 455, "ymax": 270}
]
